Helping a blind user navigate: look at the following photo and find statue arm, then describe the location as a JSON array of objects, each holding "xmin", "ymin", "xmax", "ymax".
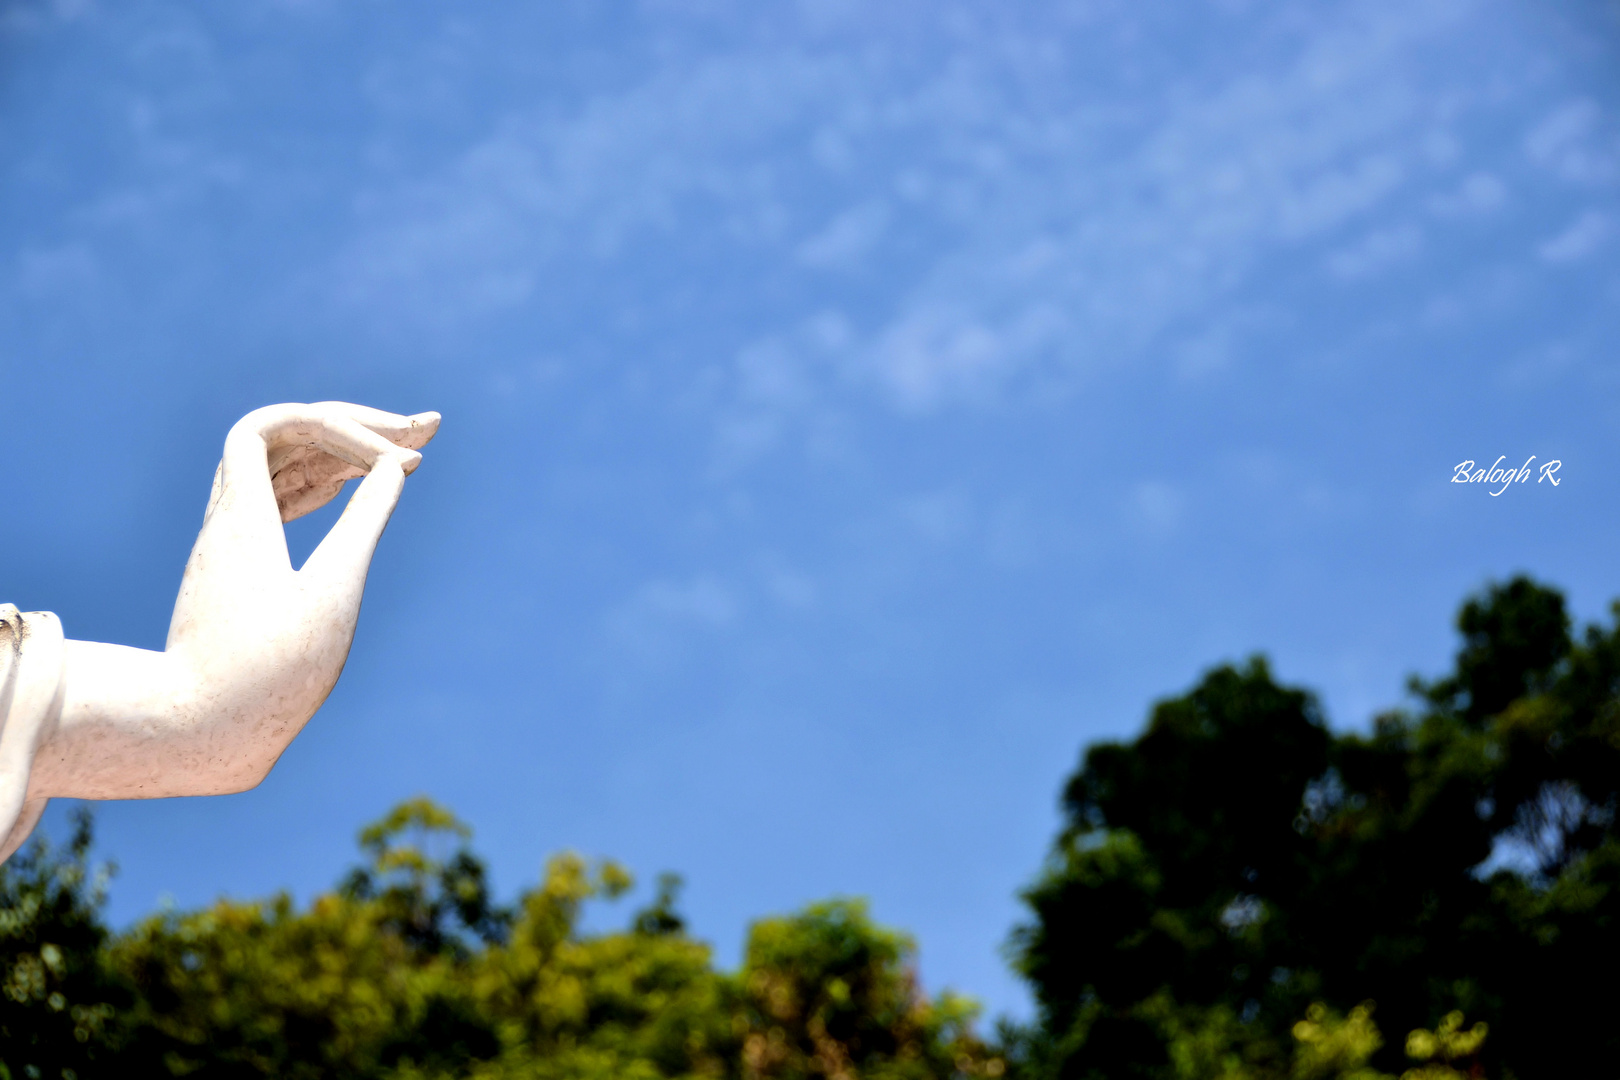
[
  {"xmin": 0, "ymin": 403, "xmax": 438, "ymax": 860},
  {"xmin": 34, "ymin": 641, "xmax": 209, "ymax": 801}
]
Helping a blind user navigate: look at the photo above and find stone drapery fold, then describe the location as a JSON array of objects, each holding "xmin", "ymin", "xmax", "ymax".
[{"xmin": 0, "ymin": 604, "xmax": 63, "ymax": 861}]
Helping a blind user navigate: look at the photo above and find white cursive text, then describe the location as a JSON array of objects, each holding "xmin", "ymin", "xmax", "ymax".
[{"xmin": 1451, "ymin": 456, "xmax": 1561, "ymax": 495}]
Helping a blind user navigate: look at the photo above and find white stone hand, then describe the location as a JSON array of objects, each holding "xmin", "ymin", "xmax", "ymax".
[{"xmin": 11, "ymin": 403, "xmax": 439, "ymax": 847}]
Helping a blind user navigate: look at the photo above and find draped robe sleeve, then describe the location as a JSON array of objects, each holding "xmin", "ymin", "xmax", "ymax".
[{"xmin": 0, "ymin": 604, "xmax": 64, "ymax": 862}]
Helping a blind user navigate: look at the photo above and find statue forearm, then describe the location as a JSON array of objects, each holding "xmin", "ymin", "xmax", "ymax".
[{"xmin": 0, "ymin": 403, "xmax": 436, "ymax": 863}]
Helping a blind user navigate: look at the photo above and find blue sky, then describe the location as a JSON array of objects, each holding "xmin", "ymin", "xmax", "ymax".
[{"xmin": 2, "ymin": 0, "xmax": 1619, "ymax": 1021}]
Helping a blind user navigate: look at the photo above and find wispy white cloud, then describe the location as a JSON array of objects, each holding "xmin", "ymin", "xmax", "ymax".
[
  {"xmin": 326, "ymin": 0, "xmax": 1608, "ymax": 431},
  {"xmin": 334, "ymin": 50, "xmax": 846, "ymax": 323},
  {"xmin": 0, "ymin": 0, "xmax": 96, "ymax": 34},
  {"xmin": 899, "ymin": 488, "xmax": 973, "ymax": 545},
  {"xmin": 796, "ymin": 201, "xmax": 890, "ymax": 269},
  {"xmin": 16, "ymin": 243, "xmax": 98, "ymax": 298},
  {"xmin": 1496, "ymin": 337, "xmax": 1579, "ymax": 388},
  {"xmin": 603, "ymin": 555, "xmax": 825, "ymax": 668},
  {"xmin": 1326, "ymin": 223, "xmax": 1424, "ymax": 278},
  {"xmin": 1129, "ymin": 481, "xmax": 1185, "ymax": 538},
  {"xmin": 604, "ymin": 574, "xmax": 744, "ymax": 665},
  {"xmin": 1538, "ymin": 210, "xmax": 1611, "ymax": 263},
  {"xmin": 1525, "ymin": 99, "xmax": 1617, "ymax": 185},
  {"xmin": 1428, "ymin": 172, "xmax": 1506, "ymax": 217}
]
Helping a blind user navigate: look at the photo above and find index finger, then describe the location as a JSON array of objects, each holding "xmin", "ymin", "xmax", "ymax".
[{"xmin": 309, "ymin": 403, "xmax": 441, "ymax": 451}]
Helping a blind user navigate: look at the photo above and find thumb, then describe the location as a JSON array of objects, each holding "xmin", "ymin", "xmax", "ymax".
[{"xmin": 298, "ymin": 454, "xmax": 410, "ymax": 590}]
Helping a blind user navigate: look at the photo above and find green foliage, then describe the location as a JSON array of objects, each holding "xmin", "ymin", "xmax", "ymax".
[
  {"xmin": 1153, "ymin": 1001, "xmax": 1489, "ymax": 1080},
  {"xmin": 736, "ymin": 898, "xmax": 996, "ymax": 1079},
  {"xmin": 1287, "ymin": 1003, "xmax": 1385, "ymax": 1080},
  {"xmin": 0, "ymin": 808, "xmax": 124, "ymax": 1079},
  {"xmin": 998, "ymin": 996, "xmax": 1491, "ymax": 1080},
  {"xmin": 11, "ymin": 574, "xmax": 1618, "ymax": 1078},
  {"xmin": 341, "ymin": 795, "xmax": 513, "ymax": 954},
  {"xmin": 1011, "ymin": 658, "xmax": 1333, "ymax": 1075},
  {"xmin": 114, "ymin": 887, "xmax": 488, "ymax": 1077},
  {"xmin": 0, "ymin": 799, "xmax": 991, "ymax": 1078},
  {"xmin": 1416, "ymin": 577, "xmax": 1571, "ymax": 724},
  {"xmin": 1011, "ymin": 574, "xmax": 1613, "ymax": 1078},
  {"xmin": 458, "ymin": 851, "xmax": 731, "ymax": 1079},
  {"xmin": 109, "ymin": 799, "xmax": 505, "ymax": 1076},
  {"xmin": 1399, "ymin": 1011, "xmax": 1488, "ymax": 1080}
]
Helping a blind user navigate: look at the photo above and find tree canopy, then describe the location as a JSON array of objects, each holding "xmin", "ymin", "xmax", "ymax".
[
  {"xmin": 1009, "ymin": 575, "xmax": 1617, "ymax": 1078},
  {"xmin": 2, "ymin": 796, "xmax": 997, "ymax": 1080},
  {"xmin": 6, "ymin": 575, "xmax": 1620, "ymax": 1078}
]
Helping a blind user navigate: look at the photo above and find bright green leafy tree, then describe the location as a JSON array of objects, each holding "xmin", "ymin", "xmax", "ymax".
[
  {"xmin": 735, "ymin": 898, "xmax": 996, "ymax": 1079},
  {"xmin": 84, "ymin": 799, "xmax": 993, "ymax": 1079}
]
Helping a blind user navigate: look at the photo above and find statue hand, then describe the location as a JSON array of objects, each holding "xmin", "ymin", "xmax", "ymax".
[
  {"xmin": 264, "ymin": 403, "xmax": 440, "ymax": 524},
  {"xmin": 174, "ymin": 401, "xmax": 437, "ymax": 642},
  {"xmin": 30, "ymin": 403, "xmax": 438, "ymax": 802}
]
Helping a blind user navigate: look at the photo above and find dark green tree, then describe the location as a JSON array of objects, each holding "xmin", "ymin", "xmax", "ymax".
[
  {"xmin": 1010, "ymin": 658, "xmax": 1332, "ymax": 1077},
  {"xmin": 1416, "ymin": 576, "xmax": 1571, "ymax": 725},
  {"xmin": 1010, "ymin": 575, "xmax": 1620, "ymax": 1079},
  {"xmin": 0, "ymin": 808, "xmax": 126, "ymax": 1079}
]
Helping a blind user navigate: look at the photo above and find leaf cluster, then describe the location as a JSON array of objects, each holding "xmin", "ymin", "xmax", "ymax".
[
  {"xmin": 1, "ymin": 800, "xmax": 998, "ymax": 1080},
  {"xmin": 1008, "ymin": 575, "xmax": 1619, "ymax": 1078}
]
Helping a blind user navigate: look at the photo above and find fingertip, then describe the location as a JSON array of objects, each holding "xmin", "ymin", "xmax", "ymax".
[
  {"xmin": 404, "ymin": 412, "xmax": 441, "ymax": 449},
  {"xmin": 398, "ymin": 448, "xmax": 424, "ymax": 476}
]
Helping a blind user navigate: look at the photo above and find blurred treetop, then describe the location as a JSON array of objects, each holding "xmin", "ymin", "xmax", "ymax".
[
  {"xmin": 1010, "ymin": 575, "xmax": 1615, "ymax": 1078},
  {"xmin": 7, "ymin": 575, "xmax": 1619, "ymax": 1078}
]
